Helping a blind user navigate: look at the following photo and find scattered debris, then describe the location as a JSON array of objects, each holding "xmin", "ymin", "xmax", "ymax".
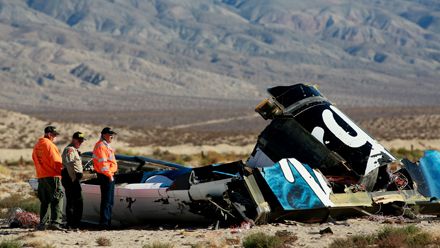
[
  {"xmin": 7, "ymin": 207, "xmax": 39, "ymax": 228},
  {"xmin": 319, "ymin": 227, "xmax": 333, "ymax": 235}
]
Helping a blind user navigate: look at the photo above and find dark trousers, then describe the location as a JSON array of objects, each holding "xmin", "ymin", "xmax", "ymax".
[
  {"xmin": 61, "ymin": 169, "xmax": 83, "ymax": 227},
  {"xmin": 37, "ymin": 177, "xmax": 63, "ymax": 226},
  {"xmin": 97, "ymin": 173, "xmax": 115, "ymax": 227}
]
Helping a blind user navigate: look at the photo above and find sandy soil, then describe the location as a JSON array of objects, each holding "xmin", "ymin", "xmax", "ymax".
[{"xmin": 2, "ymin": 218, "xmax": 440, "ymax": 248}]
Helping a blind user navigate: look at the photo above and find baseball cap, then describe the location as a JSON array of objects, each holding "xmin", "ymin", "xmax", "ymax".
[
  {"xmin": 44, "ymin": 126, "xmax": 60, "ymax": 136},
  {"xmin": 72, "ymin": 131, "xmax": 86, "ymax": 141},
  {"xmin": 101, "ymin": 127, "xmax": 117, "ymax": 135}
]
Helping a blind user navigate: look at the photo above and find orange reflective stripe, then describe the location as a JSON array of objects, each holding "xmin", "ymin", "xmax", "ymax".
[{"xmin": 92, "ymin": 139, "xmax": 118, "ymax": 178}]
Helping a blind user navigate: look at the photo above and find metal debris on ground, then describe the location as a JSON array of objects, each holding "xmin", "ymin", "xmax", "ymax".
[
  {"xmin": 7, "ymin": 207, "xmax": 39, "ymax": 228},
  {"xmin": 319, "ymin": 227, "xmax": 333, "ymax": 235}
]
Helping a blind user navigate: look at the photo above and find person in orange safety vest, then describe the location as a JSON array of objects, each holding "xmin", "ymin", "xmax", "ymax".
[
  {"xmin": 92, "ymin": 127, "xmax": 118, "ymax": 228},
  {"xmin": 32, "ymin": 126, "xmax": 64, "ymax": 230}
]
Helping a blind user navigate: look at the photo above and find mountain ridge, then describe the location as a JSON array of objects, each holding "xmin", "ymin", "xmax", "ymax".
[{"xmin": 0, "ymin": 0, "xmax": 439, "ymax": 116}]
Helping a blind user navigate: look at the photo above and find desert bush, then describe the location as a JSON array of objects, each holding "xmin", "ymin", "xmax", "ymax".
[
  {"xmin": 3, "ymin": 157, "xmax": 31, "ymax": 167},
  {"xmin": 143, "ymin": 242, "xmax": 174, "ymax": 248},
  {"xmin": 329, "ymin": 234, "xmax": 375, "ymax": 248},
  {"xmin": 190, "ymin": 241, "xmax": 224, "ymax": 248},
  {"xmin": 274, "ymin": 230, "xmax": 298, "ymax": 245},
  {"xmin": 23, "ymin": 241, "xmax": 56, "ymax": 248},
  {"xmin": 189, "ymin": 244, "xmax": 204, "ymax": 248},
  {"xmin": 0, "ymin": 194, "xmax": 39, "ymax": 216},
  {"xmin": 390, "ymin": 148, "xmax": 424, "ymax": 162},
  {"xmin": 0, "ymin": 239, "xmax": 22, "ymax": 248},
  {"xmin": 377, "ymin": 225, "xmax": 433, "ymax": 247},
  {"xmin": 242, "ymin": 232, "xmax": 283, "ymax": 248},
  {"xmin": 0, "ymin": 164, "xmax": 11, "ymax": 176},
  {"xmin": 116, "ymin": 148, "xmax": 140, "ymax": 156},
  {"xmin": 96, "ymin": 237, "xmax": 111, "ymax": 247},
  {"xmin": 328, "ymin": 225, "xmax": 439, "ymax": 248},
  {"xmin": 149, "ymin": 149, "xmax": 246, "ymax": 167},
  {"xmin": 198, "ymin": 151, "xmax": 246, "ymax": 165}
]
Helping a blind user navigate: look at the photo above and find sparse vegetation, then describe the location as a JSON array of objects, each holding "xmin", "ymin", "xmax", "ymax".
[
  {"xmin": 0, "ymin": 164, "xmax": 12, "ymax": 176},
  {"xmin": 96, "ymin": 237, "xmax": 111, "ymax": 247},
  {"xmin": 23, "ymin": 241, "xmax": 56, "ymax": 248},
  {"xmin": 142, "ymin": 242, "xmax": 174, "ymax": 248},
  {"xmin": 189, "ymin": 244, "xmax": 204, "ymax": 248},
  {"xmin": 390, "ymin": 148, "xmax": 424, "ymax": 162},
  {"xmin": 116, "ymin": 148, "xmax": 247, "ymax": 167},
  {"xmin": 0, "ymin": 239, "xmax": 22, "ymax": 248},
  {"xmin": 190, "ymin": 241, "xmax": 224, "ymax": 248},
  {"xmin": 328, "ymin": 225, "xmax": 440, "ymax": 248},
  {"xmin": 150, "ymin": 149, "xmax": 247, "ymax": 167},
  {"xmin": 242, "ymin": 232, "xmax": 282, "ymax": 248},
  {"xmin": 0, "ymin": 194, "xmax": 39, "ymax": 217},
  {"xmin": 328, "ymin": 234, "xmax": 375, "ymax": 248},
  {"xmin": 2, "ymin": 158, "xmax": 31, "ymax": 167}
]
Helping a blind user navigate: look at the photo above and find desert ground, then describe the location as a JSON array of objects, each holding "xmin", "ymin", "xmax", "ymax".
[
  {"xmin": 2, "ymin": 217, "xmax": 440, "ymax": 248},
  {"xmin": 1, "ymin": 107, "xmax": 440, "ymax": 247}
]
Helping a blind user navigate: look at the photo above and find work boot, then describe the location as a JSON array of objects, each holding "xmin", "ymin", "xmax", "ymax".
[
  {"xmin": 48, "ymin": 224, "xmax": 66, "ymax": 231},
  {"xmin": 35, "ymin": 223, "xmax": 47, "ymax": 231}
]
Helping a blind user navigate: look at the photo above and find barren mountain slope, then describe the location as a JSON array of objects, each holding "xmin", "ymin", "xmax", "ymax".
[{"xmin": 0, "ymin": 0, "xmax": 439, "ymax": 116}]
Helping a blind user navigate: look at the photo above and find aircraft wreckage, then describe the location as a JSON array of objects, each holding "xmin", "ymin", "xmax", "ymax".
[{"xmin": 30, "ymin": 84, "xmax": 440, "ymax": 226}]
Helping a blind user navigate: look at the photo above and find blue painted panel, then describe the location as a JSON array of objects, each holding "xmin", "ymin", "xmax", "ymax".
[
  {"xmin": 419, "ymin": 150, "xmax": 440, "ymax": 198},
  {"xmin": 405, "ymin": 150, "xmax": 440, "ymax": 198},
  {"xmin": 262, "ymin": 160, "xmax": 325, "ymax": 210}
]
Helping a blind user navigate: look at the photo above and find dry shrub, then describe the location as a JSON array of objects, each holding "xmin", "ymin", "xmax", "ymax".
[
  {"xmin": 376, "ymin": 232, "xmax": 406, "ymax": 248},
  {"xmin": 142, "ymin": 242, "xmax": 174, "ymax": 248},
  {"xmin": 149, "ymin": 149, "xmax": 246, "ymax": 167},
  {"xmin": 328, "ymin": 225, "xmax": 438, "ymax": 248},
  {"xmin": 96, "ymin": 237, "xmax": 111, "ymax": 247},
  {"xmin": 0, "ymin": 194, "xmax": 39, "ymax": 214},
  {"xmin": 0, "ymin": 164, "xmax": 12, "ymax": 176},
  {"xmin": 224, "ymin": 237, "xmax": 241, "ymax": 246},
  {"xmin": 190, "ymin": 244, "xmax": 204, "ymax": 248},
  {"xmin": 329, "ymin": 234, "xmax": 375, "ymax": 248},
  {"xmin": 196, "ymin": 151, "xmax": 246, "ymax": 166},
  {"xmin": 377, "ymin": 225, "xmax": 432, "ymax": 248},
  {"xmin": 390, "ymin": 148, "xmax": 424, "ymax": 162},
  {"xmin": 0, "ymin": 239, "xmax": 22, "ymax": 248},
  {"xmin": 116, "ymin": 148, "xmax": 140, "ymax": 156},
  {"xmin": 3, "ymin": 157, "xmax": 30, "ymax": 167},
  {"xmin": 190, "ymin": 241, "xmax": 222, "ymax": 248},
  {"xmin": 275, "ymin": 230, "xmax": 298, "ymax": 245},
  {"xmin": 23, "ymin": 240, "xmax": 55, "ymax": 248},
  {"xmin": 22, "ymin": 232, "xmax": 42, "ymax": 238},
  {"xmin": 242, "ymin": 232, "xmax": 283, "ymax": 248}
]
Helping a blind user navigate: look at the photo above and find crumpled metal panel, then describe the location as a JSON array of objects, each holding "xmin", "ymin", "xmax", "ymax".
[
  {"xmin": 260, "ymin": 158, "xmax": 333, "ymax": 211},
  {"xmin": 405, "ymin": 150, "xmax": 440, "ymax": 199}
]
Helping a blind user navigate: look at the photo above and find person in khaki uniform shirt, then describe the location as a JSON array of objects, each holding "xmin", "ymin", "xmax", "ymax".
[{"xmin": 61, "ymin": 131, "xmax": 86, "ymax": 228}]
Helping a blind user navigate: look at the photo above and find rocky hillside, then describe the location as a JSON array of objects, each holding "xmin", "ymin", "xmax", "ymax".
[{"xmin": 0, "ymin": 0, "xmax": 439, "ymax": 118}]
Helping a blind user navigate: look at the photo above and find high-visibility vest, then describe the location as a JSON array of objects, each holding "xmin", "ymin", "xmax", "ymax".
[
  {"xmin": 32, "ymin": 137, "xmax": 63, "ymax": 178},
  {"xmin": 92, "ymin": 139, "xmax": 117, "ymax": 178}
]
